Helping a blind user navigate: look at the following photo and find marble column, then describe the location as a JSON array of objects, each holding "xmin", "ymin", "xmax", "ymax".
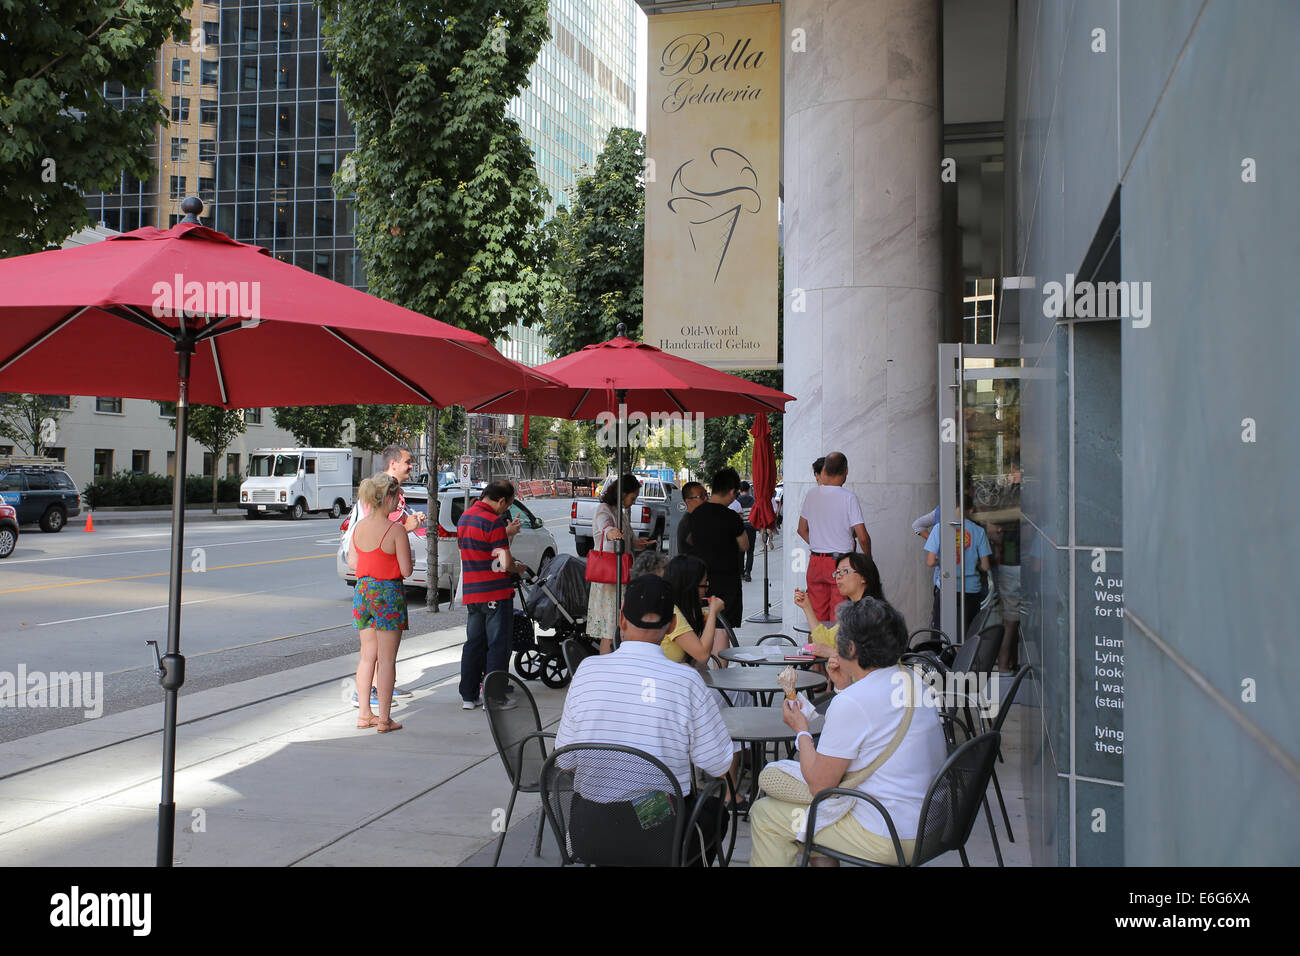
[{"xmin": 782, "ymin": 0, "xmax": 941, "ymax": 633}]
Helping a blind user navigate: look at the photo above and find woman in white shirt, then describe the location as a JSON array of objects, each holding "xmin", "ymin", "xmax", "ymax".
[
  {"xmin": 588, "ymin": 474, "xmax": 649, "ymax": 653},
  {"xmin": 749, "ymin": 597, "xmax": 947, "ymax": 866}
]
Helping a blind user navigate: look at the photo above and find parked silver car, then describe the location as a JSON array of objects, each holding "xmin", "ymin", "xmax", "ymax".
[{"xmin": 336, "ymin": 484, "xmax": 558, "ymax": 594}]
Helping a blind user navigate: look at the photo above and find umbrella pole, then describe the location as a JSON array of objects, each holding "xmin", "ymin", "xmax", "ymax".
[
  {"xmin": 156, "ymin": 339, "xmax": 193, "ymax": 866},
  {"xmin": 746, "ymin": 527, "xmax": 782, "ymax": 624},
  {"xmin": 613, "ymin": 389, "xmax": 627, "ymax": 650}
]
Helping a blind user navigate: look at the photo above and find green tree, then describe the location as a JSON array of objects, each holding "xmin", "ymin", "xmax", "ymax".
[
  {"xmin": 554, "ymin": 418, "xmax": 581, "ymax": 472},
  {"xmin": 540, "ymin": 127, "xmax": 644, "ymax": 357},
  {"xmin": 0, "ymin": 394, "xmax": 70, "ymax": 456},
  {"xmin": 0, "ymin": 0, "xmax": 190, "ymax": 256},
  {"xmin": 434, "ymin": 405, "xmax": 467, "ymax": 472},
  {"xmin": 272, "ymin": 406, "xmax": 354, "ymax": 448},
  {"xmin": 519, "ymin": 415, "xmax": 554, "ymax": 473},
  {"xmin": 352, "ymin": 404, "xmax": 427, "ymax": 454},
  {"xmin": 318, "ymin": 0, "xmax": 555, "ymax": 341},
  {"xmin": 157, "ymin": 404, "xmax": 246, "ymax": 514}
]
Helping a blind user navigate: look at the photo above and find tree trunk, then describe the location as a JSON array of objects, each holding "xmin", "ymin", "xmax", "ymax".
[{"xmin": 211, "ymin": 458, "xmax": 219, "ymax": 515}]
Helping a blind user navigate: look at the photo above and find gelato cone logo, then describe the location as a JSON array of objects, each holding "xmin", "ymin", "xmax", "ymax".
[{"xmin": 667, "ymin": 147, "xmax": 761, "ymax": 281}]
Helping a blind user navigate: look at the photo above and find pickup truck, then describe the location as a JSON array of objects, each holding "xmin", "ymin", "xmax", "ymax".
[{"xmin": 570, "ymin": 476, "xmax": 681, "ymax": 556}]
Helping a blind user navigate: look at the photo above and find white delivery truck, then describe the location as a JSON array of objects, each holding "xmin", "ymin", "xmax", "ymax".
[{"xmin": 240, "ymin": 448, "xmax": 353, "ymax": 520}]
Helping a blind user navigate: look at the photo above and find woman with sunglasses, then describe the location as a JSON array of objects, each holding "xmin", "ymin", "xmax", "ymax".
[
  {"xmin": 794, "ymin": 552, "xmax": 885, "ymax": 659},
  {"xmin": 661, "ymin": 555, "xmax": 729, "ymax": 666}
]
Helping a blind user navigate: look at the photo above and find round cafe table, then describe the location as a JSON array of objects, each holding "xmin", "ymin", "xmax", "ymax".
[
  {"xmin": 718, "ymin": 645, "xmax": 816, "ymax": 668},
  {"xmin": 721, "ymin": 706, "xmax": 815, "ymax": 817},
  {"xmin": 704, "ymin": 667, "xmax": 825, "ymax": 707}
]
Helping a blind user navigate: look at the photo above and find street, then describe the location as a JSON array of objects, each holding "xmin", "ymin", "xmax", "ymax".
[{"xmin": 0, "ymin": 497, "xmax": 578, "ymax": 741}]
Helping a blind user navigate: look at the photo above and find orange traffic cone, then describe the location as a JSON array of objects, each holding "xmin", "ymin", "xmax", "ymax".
[{"xmin": 84, "ymin": 512, "xmax": 94, "ymax": 532}]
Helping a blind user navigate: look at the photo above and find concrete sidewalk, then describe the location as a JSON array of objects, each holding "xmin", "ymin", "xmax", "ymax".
[{"xmin": 0, "ymin": 537, "xmax": 1030, "ymax": 867}]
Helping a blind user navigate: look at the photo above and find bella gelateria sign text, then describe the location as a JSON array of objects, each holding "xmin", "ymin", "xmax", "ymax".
[
  {"xmin": 659, "ymin": 32, "xmax": 770, "ymax": 112},
  {"xmin": 644, "ymin": 4, "xmax": 780, "ymax": 369}
]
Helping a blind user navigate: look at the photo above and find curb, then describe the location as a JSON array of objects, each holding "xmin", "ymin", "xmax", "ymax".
[{"xmin": 83, "ymin": 510, "xmax": 251, "ymax": 526}]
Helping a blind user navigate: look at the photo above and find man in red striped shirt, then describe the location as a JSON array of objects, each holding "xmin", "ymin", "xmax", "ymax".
[{"xmin": 457, "ymin": 480, "xmax": 523, "ymax": 710}]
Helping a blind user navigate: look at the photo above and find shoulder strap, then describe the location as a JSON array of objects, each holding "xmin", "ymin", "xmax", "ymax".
[{"xmin": 839, "ymin": 664, "xmax": 916, "ymax": 788}]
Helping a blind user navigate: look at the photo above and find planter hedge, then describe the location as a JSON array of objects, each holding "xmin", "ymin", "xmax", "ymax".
[{"xmin": 83, "ymin": 471, "xmax": 241, "ymax": 508}]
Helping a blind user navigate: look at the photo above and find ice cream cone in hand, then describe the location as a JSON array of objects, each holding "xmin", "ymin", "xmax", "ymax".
[{"xmin": 778, "ymin": 666, "xmax": 798, "ymax": 701}]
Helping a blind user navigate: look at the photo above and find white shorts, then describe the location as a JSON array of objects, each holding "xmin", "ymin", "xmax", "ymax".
[{"xmin": 994, "ymin": 565, "xmax": 1020, "ymax": 620}]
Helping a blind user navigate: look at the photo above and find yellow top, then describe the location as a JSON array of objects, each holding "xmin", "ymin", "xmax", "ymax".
[
  {"xmin": 660, "ymin": 605, "xmax": 695, "ymax": 663},
  {"xmin": 810, "ymin": 622, "xmax": 837, "ymax": 647}
]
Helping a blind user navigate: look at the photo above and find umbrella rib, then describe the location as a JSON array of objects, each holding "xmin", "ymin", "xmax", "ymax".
[
  {"xmin": 0, "ymin": 306, "xmax": 92, "ymax": 373},
  {"xmin": 209, "ymin": 338, "xmax": 229, "ymax": 406},
  {"xmin": 322, "ymin": 327, "xmax": 434, "ymax": 404},
  {"xmin": 662, "ymin": 390, "xmax": 689, "ymax": 414},
  {"xmin": 568, "ymin": 389, "xmax": 590, "ymax": 419},
  {"xmin": 467, "ymin": 390, "xmax": 515, "ymax": 413},
  {"xmin": 116, "ymin": 305, "xmax": 180, "ymax": 339}
]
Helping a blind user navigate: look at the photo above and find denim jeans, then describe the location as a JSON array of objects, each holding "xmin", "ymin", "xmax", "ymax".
[{"xmin": 460, "ymin": 598, "xmax": 513, "ymax": 702}]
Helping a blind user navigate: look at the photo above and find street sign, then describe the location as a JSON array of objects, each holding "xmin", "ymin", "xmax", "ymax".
[{"xmin": 459, "ymin": 456, "xmax": 472, "ymax": 485}]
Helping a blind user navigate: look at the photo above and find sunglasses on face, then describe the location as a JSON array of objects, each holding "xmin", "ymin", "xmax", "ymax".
[{"xmin": 832, "ymin": 568, "xmax": 857, "ymax": 579}]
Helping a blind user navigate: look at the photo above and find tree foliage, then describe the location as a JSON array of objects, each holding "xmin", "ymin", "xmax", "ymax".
[
  {"xmin": 0, "ymin": 0, "xmax": 190, "ymax": 256},
  {"xmin": 352, "ymin": 404, "xmax": 428, "ymax": 454},
  {"xmin": 318, "ymin": 0, "xmax": 555, "ymax": 340},
  {"xmin": 272, "ymin": 405, "xmax": 352, "ymax": 449},
  {"xmin": 0, "ymin": 394, "xmax": 70, "ymax": 456},
  {"xmin": 157, "ymin": 403, "xmax": 247, "ymax": 514},
  {"xmin": 540, "ymin": 127, "xmax": 644, "ymax": 357}
]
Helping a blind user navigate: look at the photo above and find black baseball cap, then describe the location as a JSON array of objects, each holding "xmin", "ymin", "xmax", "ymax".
[{"xmin": 622, "ymin": 575, "xmax": 675, "ymax": 629}]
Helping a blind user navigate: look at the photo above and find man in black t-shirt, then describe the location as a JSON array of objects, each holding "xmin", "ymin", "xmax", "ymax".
[
  {"xmin": 689, "ymin": 468, "xmax": 749, "ymax": 629},
  {"xmin": 674, "ymin": 481, "xmax": 707, "ymax": 557}
]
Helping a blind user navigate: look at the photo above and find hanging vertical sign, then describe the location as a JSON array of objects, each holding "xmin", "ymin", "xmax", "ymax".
[{"xmin": 644, "ymin": 3, "xmax": 781, "ymax": 369}]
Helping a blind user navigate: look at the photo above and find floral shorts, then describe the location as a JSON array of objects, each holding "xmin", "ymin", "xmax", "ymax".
[{"xmin": 353, "ymin": 577, "xmax": 408, "ymax": 632}]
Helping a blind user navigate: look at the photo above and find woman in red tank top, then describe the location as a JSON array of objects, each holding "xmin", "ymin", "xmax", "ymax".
[{"xmin": 348, "ymin": 474, "xmax": 414, "ymax": 732}]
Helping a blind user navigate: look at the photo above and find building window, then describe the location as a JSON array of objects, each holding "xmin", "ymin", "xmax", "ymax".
[
  {"xmin": 169, "ymin": 214, "xmax": 183, "ymax": 227},
  {"xmin": 199, "ymin": 176, "xmax": 215, "ymax": 196},
  {"xmin": 170, "ymin": 175, "xmax": 187, "ymax": 199},
  {"xmin": 199, "ymin": 139, "xmax": 216, "ymax": 161},
  {"xmin": 202, "ymin": 20, "xmax": 219, "ymax": 47},
  {"xmin": 199, "ymin": 99, "xmax": 218, "ymax": 125},
  {"xmin": 202, "ymin": 452, "xmax": 216, "ymax": 477},
  {"xmin": 93, "ymin": 449, "xmax": 114, "ymax": 479},
  {"xmin": 171, "ymin": 96, "xmax": 190, "ymax": 122},
  {"xmin": 166, "ymin": 451, "xmax": 176, "ymax": 477},
  {"xmin": 226, "ymin": 453, "xmax": 241, "ymax": 477},
  {"xmin": 45, "ymin": 447, "xmax": 65, "ymax": 462},
  {"xmin": 243, "ymin": 408, "xmax": 262, "ymax": 424},
  {"xmin": 171, "ymin": 58, "xmax": 191, "ymax": 85},
  {"xmin": 170, "ymin": 137, "xmax": 189, "ymax": 162},
  {"xmin": 95, "ymin": 397, "xmax": 123, "ymax": 414},
  {"xmin": 132, "ymin": 450, "xmax": 150, "ymax": 474},
  {"xmin": 158, "ymin": 402, "xmax": 176, "ymax": 418},
  {"xmin": 38, "ymin": 395, "xmax": 71, "ymax": 409},
  {"xmin": 200, "ymin": 60, "xmax": 219, "ymax": 87},
  {"xmin": 0, "ymin": 445, "xmax": 11, "ymax": 456},
  {"xmin": 241, "ymin": 62, "xmax": 258, "ymax": 90}
]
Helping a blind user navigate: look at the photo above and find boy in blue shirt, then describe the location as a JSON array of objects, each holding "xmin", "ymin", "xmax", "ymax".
[{"xmin": 924, "ymin": 494, "xmax": 991, "ymax": 640}]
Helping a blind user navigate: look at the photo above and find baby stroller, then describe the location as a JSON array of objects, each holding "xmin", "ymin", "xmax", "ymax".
[{"xmin": 512, "ymin": 554, "xmax": 599, "ymax": 688}]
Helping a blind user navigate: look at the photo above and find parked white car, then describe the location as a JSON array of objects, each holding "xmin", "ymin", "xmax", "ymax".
[{"xmin": 336, "ymin": 484, "xmax": 558, "ymax": 595}]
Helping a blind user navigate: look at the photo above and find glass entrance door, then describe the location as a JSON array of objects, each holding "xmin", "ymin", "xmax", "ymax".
[{"xmin": 936, "ymin": 344, "xmax": 1023, "ymax": 650}]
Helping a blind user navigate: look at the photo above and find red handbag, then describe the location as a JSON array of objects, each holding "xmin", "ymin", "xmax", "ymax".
[{"xmin": 585, "ymin": 528, "xmax": 632, "ymax": 584}]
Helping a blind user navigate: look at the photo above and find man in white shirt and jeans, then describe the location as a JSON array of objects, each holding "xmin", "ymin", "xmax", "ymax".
[
  {"xmin": 554, "ymin": 575, "xmax": 734, "ymax": 864},
  {"xmin": 797, "ymin": 452, "xmax": 871, "ymax": 622}
]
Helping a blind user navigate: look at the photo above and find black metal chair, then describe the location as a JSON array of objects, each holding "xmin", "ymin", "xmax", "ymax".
[
  {"xmin": 717, "ymin": 613, "xmax": 741, "ymax": 648},
  {"xmin": 757, "ymin": 634, "xmax": 797, "ymax": 647},
  {"xmin": 561, "ymin": 637, "xmax": 593, "ymax": 680},
  {"xmin": 540, "ymin": 744, "xmax": 735, "ymax": 867},
  {"xmin": 483, "ymin": 671, "xmax": 553, "ymax": 867},
  {"xmin": 799, "ymin": 730, "xmax": 1001, "ymax": 867},
  {"xmin": 983, "ymin": 665, "xmax": 1031, "ymax": 844}
]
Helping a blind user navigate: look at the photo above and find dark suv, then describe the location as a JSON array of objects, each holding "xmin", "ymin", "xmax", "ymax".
[{"xmin": 0, "ymin": 465, "xmax": 82, "ymax": 532}]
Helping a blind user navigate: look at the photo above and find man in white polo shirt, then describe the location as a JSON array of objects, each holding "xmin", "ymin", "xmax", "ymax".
[
  {"xmin": 554, "ymin": 575, "xmax": 734, "ymax": 864},
  {"xmin": 797, "ymin": 452, "xmax": 871, "ymax": 622}
]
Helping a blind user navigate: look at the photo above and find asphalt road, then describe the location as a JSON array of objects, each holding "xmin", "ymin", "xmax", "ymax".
[{"xmin": 0, "ymin": 498, "xmax": 577, "ymax": 741}]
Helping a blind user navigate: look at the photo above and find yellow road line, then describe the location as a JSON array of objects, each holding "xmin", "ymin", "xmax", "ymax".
[{"xmin": 0, "ymin": 553, "xmax": 333, "ymax": 595}]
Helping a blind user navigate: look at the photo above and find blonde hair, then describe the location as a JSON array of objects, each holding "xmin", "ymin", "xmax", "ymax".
[{"xmin": 358, "ymin": 472, "xmax": 400, "ymax": 511}]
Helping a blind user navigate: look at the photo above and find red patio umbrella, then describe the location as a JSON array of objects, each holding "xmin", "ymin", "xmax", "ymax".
[
  {"xmin": 0, "ymin": 200, "xmax": 555, "ymax": 866},
  {"xmin": 746, "ymin": 412, "xmax": 780, "ymax": 623},
  {"xmin": 460, "ymin": 324, "xmax": 795, "ymax": 639}
]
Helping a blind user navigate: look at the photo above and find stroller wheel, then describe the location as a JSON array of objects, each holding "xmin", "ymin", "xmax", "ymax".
[
  {"xmin": 539, "ymin": 654, "xmax": 571, "ymax": 689},
  {"xmin": 513, "ymin": 649, "xmax": 543, "ymax": 681}
]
